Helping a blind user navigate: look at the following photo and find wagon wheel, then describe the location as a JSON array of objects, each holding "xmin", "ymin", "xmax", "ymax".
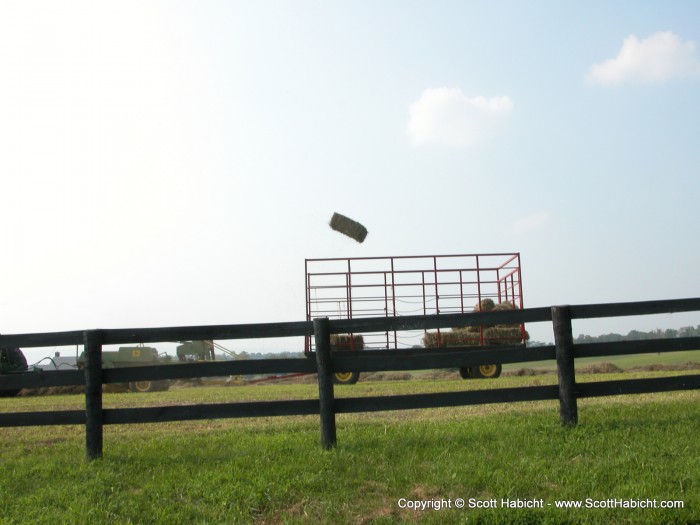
[
  {"xmin": 129, "ymin": 380, "xmax": 170, "ymax": 393},
  {"xmin": 470, "ymin": 364, "xmax": 502, "ymax": 379},
  {"xmin": 458, "ymin": 367, "xmax": 473, "ymax": 379},
  {"xmin": 129, "ymin": 380, "xmax": 156, "ymax": 393},
  {"xmin": 333, "ymin": 371, "xmax": 360, "ymax": 385}
]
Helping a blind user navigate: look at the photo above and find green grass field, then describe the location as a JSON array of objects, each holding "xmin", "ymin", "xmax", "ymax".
[
  {"xmin": 502, "ymin": 349, "xmax": 700, "ymax": 373},
  {"xmin": 0, "ymin": 372, "xmax": 698, "ymax": 524}
]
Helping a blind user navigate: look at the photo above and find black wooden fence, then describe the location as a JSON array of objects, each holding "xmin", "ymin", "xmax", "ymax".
[{"xmin": 1, "ymin": 298, "xmax": 699, "ymax": 461}]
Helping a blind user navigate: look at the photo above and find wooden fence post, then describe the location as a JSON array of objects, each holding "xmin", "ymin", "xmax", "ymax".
[
  {"xmin": 552, "ymin": 306, "xmax": 578, "ymax": 426},
  {"xmin": 313, "ymin": 317, "xmax": 337, "ymax": 449},
  {"xmin": 84, "ymin": 330, "xmax": 104, "ymax": 461}
]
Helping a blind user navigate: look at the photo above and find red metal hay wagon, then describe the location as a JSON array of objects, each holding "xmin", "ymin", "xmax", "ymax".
[{"xmin": 305, "ymin": 253, "xmax": 527, "ymax": 383}]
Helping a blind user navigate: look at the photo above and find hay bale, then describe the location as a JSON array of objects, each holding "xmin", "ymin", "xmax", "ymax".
[
  {"xmin": 425, "ymin": 326, "xmax": 527, "ymax": 346},
  {"xmin": 329, "ymin": 212, "xmax": 368, "ymax": 243},
  {"xmin": 330, "ymin": 334, "xmax": 364, "ymax": 350},
  {"xmin": 484, "ymin": 326, "xmax": 528, "ymax": 345},
  {"xmin": 455, "ymin": 299, "xmax": 496, "ymax": 332},
  {"xmin": 492, "ymin": 300, "xmax": 514, "ymax": 311},
  {"xmin": 491, "ymin": 300, "xmax": 521, "ymax": 330},
  {"xmin": 422, "ymin": 331, "xmax": 440, "ymax": 348},
  {"xmin": 425, "ymin": 300, "xmax": 529, "ymax": 347},
  {"xmin": 475, "ymin": 298, "xmax": 496, "ymax": 312},
  {"xmin": 423, "ymin": 330, "xmax": 481, "ymax": 348}
]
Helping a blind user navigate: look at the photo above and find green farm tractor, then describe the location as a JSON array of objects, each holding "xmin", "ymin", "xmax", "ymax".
[
  {"xmin": 176, "ymin": 340, "xmax": 216, "ymax": 362},
  {"xmin": 80, "ymin": 341, "xmax": 235, "ymax": 392},
  {"xmin": 78, "ymin": 346, "xmax": 170, "ymax": 393},
  {"xmin": 0, "ymin": 340, "xmax": 232, "ymax": 396}
]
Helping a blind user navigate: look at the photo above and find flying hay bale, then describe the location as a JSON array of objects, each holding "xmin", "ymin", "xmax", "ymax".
[{"xmin": 329, "ymin": 212, "xmax": 368, "ymax": 243}]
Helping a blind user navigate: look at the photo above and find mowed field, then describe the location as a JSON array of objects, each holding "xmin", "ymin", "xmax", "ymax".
[
  {"xmin": 0, "ymin": 369, "xmax": 698, "ymax": 524},
  {"xmin": 500, "ymin": 349, "xmax": 700, "ymax": 374}
]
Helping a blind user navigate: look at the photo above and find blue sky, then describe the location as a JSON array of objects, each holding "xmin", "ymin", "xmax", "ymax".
[{"xmin": 1, "ymin": 1, "xmax": 699, "ymax": 360}]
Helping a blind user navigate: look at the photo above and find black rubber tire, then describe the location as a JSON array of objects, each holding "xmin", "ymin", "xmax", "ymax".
[
  {"xmin": 459, "ymin": 367, "xmax": 473, "ymax": 379},
  {"xmin": 333, "ymin": 371, "xmax": 360, "ymax": 385},
  {"xmin": 471, "ymin": 364, "xmax": 502, "ymax": 379},
  {"xmin": 128, "ymin": 380, "xmax": 169, "ymax": 393}
]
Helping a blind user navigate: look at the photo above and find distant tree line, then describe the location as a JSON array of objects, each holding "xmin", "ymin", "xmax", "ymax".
[
  {"xmin": 230, "ymin": 326, "xmax": 700, "ymax": 357},
  {"xmin": 574, "ymin": 325, "xmax": 700, "ymax": 344}
]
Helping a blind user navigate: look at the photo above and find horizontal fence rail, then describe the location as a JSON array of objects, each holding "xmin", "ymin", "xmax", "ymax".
[
  {"xmin": 0, "ymin": 298, "xmax": 699, "ymax": 459},
  {"xmin": 5, "ymin": 296, "xmax": 699, "ymax": 349},
  {"xmin": 0, "ymin": 321, "xmax": 316, "ymax": 349}
]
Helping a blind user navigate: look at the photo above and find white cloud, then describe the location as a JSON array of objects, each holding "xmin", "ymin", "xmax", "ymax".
[
  {"xmin": 512, "ymin": 212, "xmax": 550, "ymax": 234},
  {"xmin": 407, "ymin": 88, "xmax": 513, "ymax": 147},
  {"xmin": 587, "ymin": 31, "xmax": 700, "ymax": 86}
]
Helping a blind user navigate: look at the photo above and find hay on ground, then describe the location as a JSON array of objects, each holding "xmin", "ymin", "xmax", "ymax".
[
  {"xmin": 362, "ymin": 372, "xmax": 413, "ymax": 381},
  {"xmin": 504, "ymin": 368, "xmax": 550, "ymax": 377},
  {"xmin": 329, "ymin": 212, "xmax": 368, "ymax": 243},
  {"xmin": 579, "ymin": 362, "xmax": 623, "ymax": 374}
]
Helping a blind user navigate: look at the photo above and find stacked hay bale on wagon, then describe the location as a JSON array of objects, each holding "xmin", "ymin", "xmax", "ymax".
[
  {"xmin": 330, "ymin": 334, "xmax": 364, "ymax": 351},
  {"xmin": 423, "ymin": 299, "xmax": 529, "ymax": 379},
  {"xmin": 329, "ymin": 334, "xmax": 364, "ymax": 385}
]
